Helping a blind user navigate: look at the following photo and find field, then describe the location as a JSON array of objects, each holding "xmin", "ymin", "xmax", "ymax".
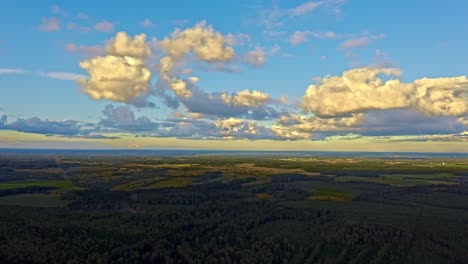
[
  {"xmin": 0, "ymin": 179, "xmax": 76, "ymax": 190},
  {"xmin": 0, "ymin": 151, "xmax": 467, "ymax": 263}
]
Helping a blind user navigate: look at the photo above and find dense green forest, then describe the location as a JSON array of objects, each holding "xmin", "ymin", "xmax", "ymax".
[{"xmin": 0, "ymin": 153, "xmax": 467, "ymax": 263}]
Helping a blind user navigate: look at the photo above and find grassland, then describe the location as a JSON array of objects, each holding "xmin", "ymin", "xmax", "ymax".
[
  {"xmin": 0, "ymin": 194, "xmax": 68, "ymax": 207},
  {"xmin": 335, "ymin": 173, "xmax": 456, "ymax": 186},
  {"xmin": 0, "ymin": 179, "xmax": 77, "ymax": 191}
]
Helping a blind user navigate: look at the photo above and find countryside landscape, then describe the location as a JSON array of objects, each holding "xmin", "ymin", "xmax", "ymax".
[
  {"xmin": 1, "ymin": 150, "xmax": 467, "ymax": 263},
  {"xmin": 1, "ymin": 0, "xmax": 467, "ymax": 262}
]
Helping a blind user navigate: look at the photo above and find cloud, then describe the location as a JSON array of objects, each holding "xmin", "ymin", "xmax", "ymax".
[
  {"xmin": 246, "ymin": 47, "xmax": 266, "ymax": 66},
  {"xmin": 289, "ymin": 30, "xmax": 338, "ymax": 45},
  {"xmin": 39, "ymin": 17, "xmax": 60, "ymax": 32},
  {"xmin": 359, "ymin": 109, "xmax": 464, "ymax": 136},
  {"xmin": 214, "ymin": 118, "xmax": 266, "ymax": 138},
  {"xmin": 66, "ymin": 23, "xmax": 92, "ymax": 33},
  {"xmin": 51, "ymin": 5, "xmax": 67, "ymax": 16},
  {"xmin": 140, "ymin": 18, "xmax": 154, "ymax": 28},
  {"xmin": 106, "ymin": 32, "xmax": 151, "ymax": 58},
  {"xmin": 78, "ymin": 55, "xmax": 152, "ymax": 102},
  {"xmin": 95, "ymin": 20, "xmax": 114, "ymax": 33},
  {"xmin": 271, "ymin": 113, "xmax": 363, "ymax": 140},
  {"xmin": 225, "ymin": 33, "xmax": 251, "ymax": 46},
  {"xmin": 78, "ymin": 32, "xmax": 152, "ymax": 103},
  {"xmin": 221, "ymin": 89, "xmax": 270, "ymax": 107},
  {"xmin": 302, "ymin": 67, "xmax": 468, "ymax": 118},
  {"xmin": 340, "ymin": 33, "xmax": 385, "ymax": 49},
  {"xmin": 0, "ymin": 115, "xmax": 7, "ymax": 125},
  {"xmin": 261, "ymin": 0, "xmax": 345, "ymax": 28},
  {"xmin": 0, "ymin": 68, "xmax": 25, "ymax": 74},
  {"xmin": 157, "ymin": 21, "xmax": 235, "ymax": 98},
  {"xmin": 77, "ymin": 12, "xmax": 89, "ymax": 20},
  {"xmin": 99, "ymin": 104, "xmax": 158, "ymax": 132},
  {"xmin": 157, "ymin": 81, "xmax": 282, "ymax": 120},
  {"xmin": 0, "ymin": 116, "xmax": 84, "ymax": 136},
  {"xmin": 40, "ymin": 72, "xmax": 87, "ymax": 81},
  {"xmin": 65, "ymin": 43, "xmax": 105, "ymax": 57}
]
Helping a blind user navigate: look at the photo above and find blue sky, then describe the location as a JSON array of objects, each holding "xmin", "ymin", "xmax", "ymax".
[{"xmin": 0, "ymin": 0, "xmax": 467, "ymax": 151}]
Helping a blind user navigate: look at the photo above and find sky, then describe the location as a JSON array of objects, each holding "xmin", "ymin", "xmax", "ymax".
[{"xmin": 0, "ymin": 0, "xmax": 467, "ymax": 152}]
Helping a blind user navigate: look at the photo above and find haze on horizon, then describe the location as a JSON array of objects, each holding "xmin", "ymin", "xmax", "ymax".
[{"xmin": 0, "ymin": 0, "xmax": 467, "ymax": 152}]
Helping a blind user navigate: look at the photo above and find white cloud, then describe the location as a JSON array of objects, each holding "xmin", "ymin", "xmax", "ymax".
[
  {"xmin": 302, "ymin": 67, "xmax": 468, "ymax": 118},
  {"xmin": 340, "ymin": 33, "xmax": 385, "ymax": 49},
  {"xmin": 95, "ymin": 20, "xmax": 114, "ymax": 33},
  {"xmin": 66, "ymin": 43, "xmax": 105, "ymax": 57},
  {"xmin": 78, "ymin": 32, "xmax": 153, "ymax": 103},
  {"xmin": 157, "ymin": 21, "xmax": 235, "ymax": 98},
  {"xmin": 225, "ymin": 33, "xmax": 251, "ymax": 46},
  {"xmin": 261, "ymin": 0, "xmax": 345, "ymax": 28},
  {"xmin": 0, "ymin": 68, "xmax": 25, "ymax": 74},
  {"xmin": 221, "ymin": 89, "xmax": 270, "ymax": 107},
  {"xmin": 78, "ymin": 56, "xmax": 151, "ymax": 102},
  {"xmin": 51, "ymin": 5, "xmax": 67, "ymax": 16},
  {"xmin": 41, "ymin": 72, "xmax": 86, "ymax": 81},
  {"xmin": 247, "ymin": 47, "xmax": 266, "ymax": 65},
  {"xmin": 289, "ymin": 30, "xmax": 338, "ymax": 45},
  {"xmin": 106, "ymin": 32, "xmax": 151, "ymax": 58},
  {"xmin": 39, "ymin": 17, "xmax": 60, "ymax": 32},
  {"xmin": 140, "ymin": 18, "xmax": 154, "ymax": 28}
]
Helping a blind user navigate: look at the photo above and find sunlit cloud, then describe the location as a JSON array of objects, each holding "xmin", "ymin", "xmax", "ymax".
[{"xmin": 40, "ymin": 72, "xmax": 86, "ymax": 81}]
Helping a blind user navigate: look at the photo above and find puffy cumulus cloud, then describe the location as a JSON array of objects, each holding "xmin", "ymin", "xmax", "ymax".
[
  {"xmin": 214, "ymin": 118, "xmax": 245, "ymax": 134},
  {"xmin": 164, "ymin": 84, "xmax": 282, "ymax": 120},
  {"xmin": 213, "ymin": 118, "xmax": 274, "ymax": 139},
  {"xmin": 271, "ymin": 113, "xmax": 363, "ymax": 140},
  {"xmin": 302, "ymin": 67, "xmax": 468, "ymax": 118},
  {"xmin": 78, "ymin": 55, "xmax": 152, "ymax": 102},
  {"xmin": 156, "ymin": 21, "xmax": 235, "ymax": 98},
  {"xmin": 302, "ymin": 68, "xmax": 407, "ymax": 116},
  {"xmin": 78, "ymin": 32, "xmax": 153, "ymax": 103},
  {"xmin": 412, "ymin": 77, "xmax": 468, "ymax": 117},
  {"xmin": 270, "ymin": 126, "xmax": 312, "ymax": 140},
  {"xmin": 106, "ymin": 32, "xmax": 151, "ymax": 59},
  {"xmin": 221, "ymin": 89, "xmax": 270, "ymax": 107},
  {"xmin": 98, "ymin": 104, "xmax": 158, "ymax": 132},
  {"xmin": 246, "ymin": 47, "xmax": 266, "ymax": 66},
  {"xmin": 158, "ymin": 21, "xmax": 234, "ymax": 61}
]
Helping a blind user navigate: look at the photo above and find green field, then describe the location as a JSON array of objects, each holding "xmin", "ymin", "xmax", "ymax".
[
  {"xmin": 335, "ymin": 173, "xmax": 455, "ymax": 186},
  {"xmin": 0, "ymin": 179, "xmax": 77, "ymax": 191},
  {"xmin": 146, "ymin": 177, "xmax": 193, "ymax": 189},
  {"xmin": 0, "ymin": 194, "xmax": 69, "ymax": 207}
]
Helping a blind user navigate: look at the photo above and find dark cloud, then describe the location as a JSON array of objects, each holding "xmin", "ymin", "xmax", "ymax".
[
  {"xmin": 358, "ymin": 109, "xmax": 463, "ymax": 136},
  {"xmin": 0, "ymin": 116, "xmax": 85, "ymax": 136},
  {"xmin": 99, "ymin": 104, "xmax": 159, "ymax": 132},
  {"xmin": 0, "ymin": 115, "xmax": 7, "ymax": 125}
]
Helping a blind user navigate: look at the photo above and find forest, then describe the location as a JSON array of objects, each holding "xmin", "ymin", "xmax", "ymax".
[{"xmin": 0, "ymin": 151, "xmax": 467, "ymax": 263}]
